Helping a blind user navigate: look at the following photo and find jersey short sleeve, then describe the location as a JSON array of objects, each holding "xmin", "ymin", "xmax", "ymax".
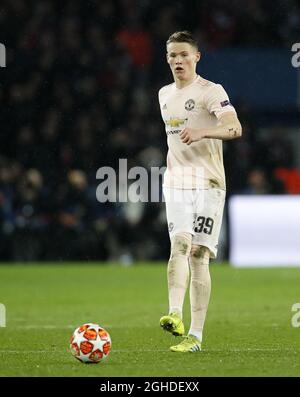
[{"xmin": 204, "ymin": 84, "xmax": 236, "ymax": 119}]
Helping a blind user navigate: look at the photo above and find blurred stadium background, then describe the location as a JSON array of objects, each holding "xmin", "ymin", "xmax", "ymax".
[{"xmin": 1, "ymin": 0, "xmax": 300, "ymax": 265}]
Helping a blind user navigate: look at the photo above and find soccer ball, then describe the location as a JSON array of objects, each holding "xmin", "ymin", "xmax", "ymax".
[{"xmin": 70, "ymin": 323, "xmax": 112, "ymax": 363}]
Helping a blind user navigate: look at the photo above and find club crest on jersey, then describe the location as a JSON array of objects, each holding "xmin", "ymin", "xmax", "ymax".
[{"xmin": 185, "ymin": 99, "xmax": 195, "ymax": 111}]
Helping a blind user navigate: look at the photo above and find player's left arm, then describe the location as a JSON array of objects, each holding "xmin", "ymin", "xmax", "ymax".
[{"xmin": 180, "ymin": 112, "xmax": 242, "ymax": 145}]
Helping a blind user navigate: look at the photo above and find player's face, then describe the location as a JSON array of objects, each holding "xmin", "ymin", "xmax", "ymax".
[{"xmin": 166, "ymin": 42, "xmax": 200, "ymax": 82}]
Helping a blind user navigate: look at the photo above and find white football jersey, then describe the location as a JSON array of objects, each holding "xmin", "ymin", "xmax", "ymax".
[{"xmin": 159, "ymin": 75, "xmax": 236, "ymax": 190}]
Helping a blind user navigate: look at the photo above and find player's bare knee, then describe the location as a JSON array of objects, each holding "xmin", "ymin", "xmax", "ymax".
[
  {"xmin": 190, "ymin": 245, "xmax": 210, "ymax": 265},
  {"xmin": 170, "ymin": 233, "xmax": 192, "ymax": 258}
]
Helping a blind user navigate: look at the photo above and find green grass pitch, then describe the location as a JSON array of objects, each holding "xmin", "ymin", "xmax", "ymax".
[{"xmin": 0, "ymin": 263, "xmax": 299, "ymax": 377}]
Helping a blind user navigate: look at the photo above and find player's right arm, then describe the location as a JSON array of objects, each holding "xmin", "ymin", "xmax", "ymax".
[
  {"xmin": 180, "ymin": 83, "xmax": 242, "ymax": 145},
  {"xmin": 180, "ymin": 112, "xmax": 242, "ymax": 144}
]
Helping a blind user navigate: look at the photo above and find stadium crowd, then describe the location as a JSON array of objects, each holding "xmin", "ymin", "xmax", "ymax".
[{"xmin": 1, "ymin": 0, "xmax": 299, "ymax": 261}]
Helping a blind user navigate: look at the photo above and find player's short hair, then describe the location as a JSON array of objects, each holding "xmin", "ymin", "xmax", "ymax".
[{"xmin": 166, "ymin": 31, "xmax": 198, "ymax": 51}]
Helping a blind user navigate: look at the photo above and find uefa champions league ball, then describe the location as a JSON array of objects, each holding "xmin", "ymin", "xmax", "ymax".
[{"xmin": 70, "ymin": 323, "xmax": 112, "ymax": 363}]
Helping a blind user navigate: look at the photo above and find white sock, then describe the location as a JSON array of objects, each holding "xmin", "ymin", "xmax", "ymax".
[
  {"xmin": 188, "ymin": 331, "xmax": 202, "ymax": 341},
  {"xmin": 188, "ymin": 246, "xmax": 211, "ymax": 343},
  {"xmin": 169, "ymin": 307, "xmax": 182, "ymax": 318},
  {"xmin": 167, "ymin": 233, "xmax": 192, "ymax": 319}
]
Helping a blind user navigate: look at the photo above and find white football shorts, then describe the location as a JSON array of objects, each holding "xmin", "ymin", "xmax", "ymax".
[{"xmin": 163, "ymin": 186, "xmax": 226, "ymax": 258}]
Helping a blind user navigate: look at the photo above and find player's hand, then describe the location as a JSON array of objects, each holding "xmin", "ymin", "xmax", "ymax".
[{"xmin": 179, "ymin": 128, "xmax": 206, "ymax": 145}]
